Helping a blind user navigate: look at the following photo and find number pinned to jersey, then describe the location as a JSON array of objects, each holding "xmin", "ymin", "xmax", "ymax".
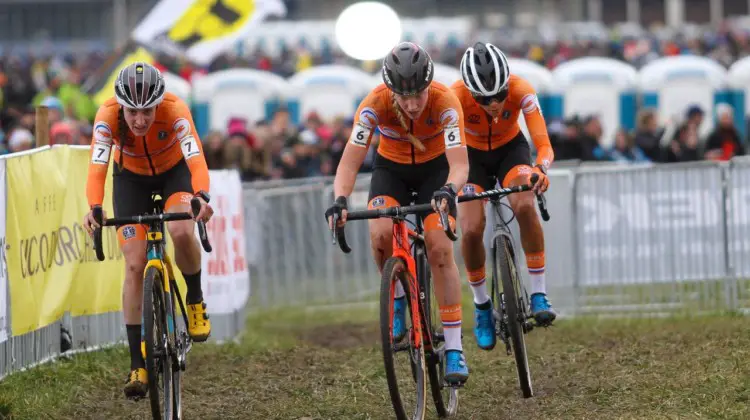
[
  {"xmin": 349, "ymin": 123, "xmax": 371, "ymax": 147},
  {"xmin": 91, "ymin": 143, "xmax": 111, "ymax": 165},
  {"xmin": 180, "ymin": 135, "xmax": 200, "ymax": 159},
  {"xmin": 444, "ymin": 125, "xmax": 461, "ymax": 149}
]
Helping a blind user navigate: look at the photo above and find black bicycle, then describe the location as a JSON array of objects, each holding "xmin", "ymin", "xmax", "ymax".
[
  {"xmin": 477, "ymin": 173, "xmax": 550, "ymax": 399},
  {"xmin": 93, "ymin": 195, "xmax": 211, "ymax": 420}
]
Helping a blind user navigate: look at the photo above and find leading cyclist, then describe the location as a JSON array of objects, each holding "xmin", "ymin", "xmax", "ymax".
[
  {"xmin": 82, "ymin": 62, "xmax": 213, "ymax": 399},
  {"xmin": 325, "ymin": 42, "xmax": 471, "ymax": 384},
  {"xmin": 451, "ymin": 43, "xmax": 557, "ymax": 351}
]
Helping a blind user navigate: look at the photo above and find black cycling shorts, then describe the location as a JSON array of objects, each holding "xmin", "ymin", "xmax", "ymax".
[
  {"xmin": 112, "ymin": 160, "xmax": 193, "ymax": 242},
  {"xmin": 368, "ymin": 153, "xmax": 449, "ymax": 218},
  {"xmin": 465, "ymin": 131, "xmax": 532, "ymax": 193}
]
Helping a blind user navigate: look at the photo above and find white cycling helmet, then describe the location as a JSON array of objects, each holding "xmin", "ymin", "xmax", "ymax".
[
  {"xmin": 114, "ymin": 62, "xmax": 166, "ymax": 109},
  {"xmin": 460, "ymin": 42, "xmax": 510, "ymax": 97}
]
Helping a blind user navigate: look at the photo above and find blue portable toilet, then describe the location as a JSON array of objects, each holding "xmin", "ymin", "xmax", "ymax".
[
  {"xmin": 191, "ymin": 69, "xmax": 289, "ymax": 138},
  {"xmin": 639, "ymin": 56, "xmax": 729, "ymax": 141},
  {"xmin": 162, "ymin": 72, "xmax": 191, "ymax": 106},
  {"xmin": 287, "ymin": 65, "xmax": 379, "ymax": 125},
  {"xmin": 550, "ymin": 57, "xmax": 638, "ymax": 148},
  {"xmin": 727, "ymin": 56, "xmax": 750, "ymax": 139},
  {"xmin": 507, "ymin": 58, "xmax": 554, "ymax": 142}
]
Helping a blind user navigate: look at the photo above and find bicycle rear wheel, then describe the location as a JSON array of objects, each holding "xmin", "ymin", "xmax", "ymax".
[
  {"xmin": 492, "ymin": 236, "xmax": 533, "ymax": 398},
  {"xmin": 380, "ymin": 256, "xmax": 427, "ymax": 420},
  {"xmin": 420, "ymin": 254, "xmax": 458, "ymax": 418},
  {"xmin": 144, "ymin": 266, "xmax": 174, "ymax": 419}
]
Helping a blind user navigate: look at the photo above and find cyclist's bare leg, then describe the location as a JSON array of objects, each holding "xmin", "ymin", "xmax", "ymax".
[
  {"xmin": 119, "ymin": 226, "xmax": 148, "ymax": 397},
  {"xmin": 424, "ymin": 215, "xmax": 463, "ymax": 351},
  {"xmin": 368, "ymin": 218, "xmax": 394, "ymax": 270},
  {"xmin": 458, "ymin": 197, "xmax": 489, "ymax": 304},
  {"xmin": 424, "ymin": 214, "xmax": 469, "ymax": 382},
  {"xmin": 504, "ymin": 167, "xmax": 556, "ymax": 323},
  {"xmin": 165, "ymin": 195, "xmax": 211, "ymax": 341}
]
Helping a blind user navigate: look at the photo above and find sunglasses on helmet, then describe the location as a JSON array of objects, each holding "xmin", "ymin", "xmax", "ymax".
[{"xmin": 472, "ymin": 88, "xmax": 509, "ymax": 106}]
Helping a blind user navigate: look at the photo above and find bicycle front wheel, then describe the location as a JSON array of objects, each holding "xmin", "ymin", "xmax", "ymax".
[
  {"xmin": 380, "ymin": 257, "xmax": 427, "ymax": 420},
  {"xmin": 144, "ymin": 266, "xmax": 174, "ymax": 419},
  {"xmin": 493, "ymin": 236, "xmax": 533, "ymax": 398}
]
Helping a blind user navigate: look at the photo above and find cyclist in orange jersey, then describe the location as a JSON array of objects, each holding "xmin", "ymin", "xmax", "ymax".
[
  {"xmin": 81, "ymin": 62, "xmax": 213, "ymax": 399},
  {"xmin": 452, "ymin": 42, "xmax": 557, "ymax": 351},
  {"xmin": 325, "ymin": 42, "xmax": 470, "ymax": 384}
]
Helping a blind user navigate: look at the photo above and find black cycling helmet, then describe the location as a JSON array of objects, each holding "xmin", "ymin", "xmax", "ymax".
[
  {"xmin": 460, "ymin": 42, "xmax": 510, "ymax": 97},
  {"xmin": 382, "ymin": 42, "xmax": 434, "ymax": 96},
  {"xmin": 114, "ymin": 62, "xmax": 166, "ymax": 109}
]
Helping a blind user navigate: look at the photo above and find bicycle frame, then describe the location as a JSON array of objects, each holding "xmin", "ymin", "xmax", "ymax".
[{"xmin": 389, "ymin": 217, "xmax": 426, "ymax": 352}]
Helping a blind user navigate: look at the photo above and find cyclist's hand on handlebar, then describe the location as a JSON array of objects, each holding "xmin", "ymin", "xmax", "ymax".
[
  {"xmin": 530, "ymin": 166, "xmax": 550, "ymax": 194},
  {"xmin": 325, "ymin": 196, "xmax": 348, "ymax": 230},
  {"xmin": 192, "ymin": 196, "xmax": 214, "ymax": 223},
  {"xmin": 83, "ymin": 207, "xmax": 106, "ymax": 236},
  {"xmin": 431, "ymin": 184, "xmax": 457, "ymax": 215}
]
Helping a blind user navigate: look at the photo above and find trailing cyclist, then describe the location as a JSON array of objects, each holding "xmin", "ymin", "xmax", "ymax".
[
  {"xmin": 82, "ymin": 62, "xmax": 214, "ymax": 399},
  {"xmin": 325, "ymin": 42, "xmax": 471, "ymax": 384},
  {"xmin": 452, "ymin": 42, "xmax": 557, "ymax": 351}
]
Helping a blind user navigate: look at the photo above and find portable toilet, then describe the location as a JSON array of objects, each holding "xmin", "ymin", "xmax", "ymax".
[
  {"xmin": 162, "ymin": 72, "xmax": 191, "ymax": 105},
  {"xmin": 191, "ymin": 69, "xmax": 288, "ymax": 138},
  {"xmin": 550, "ymin": 57, "xmax": 638, "ymax": 148},
  {"xmin": 508, "ymin": 58, "xmax": 554, "ymax": 144},
  {"xmin": 727, "ymin": 56, "xmax": 750, "ymax": 138},
  {"xmin": 639, "ymin": 56, "xmax": 729, "ymax": 141},
  {"xmin": 287, "ymin": 65, "xmax": 378, "ymax": 125}
]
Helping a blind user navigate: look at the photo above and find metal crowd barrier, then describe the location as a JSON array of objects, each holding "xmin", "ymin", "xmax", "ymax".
[{"xmin": 7, "ymin": 157, "xmax": 750, "ymax": 380}]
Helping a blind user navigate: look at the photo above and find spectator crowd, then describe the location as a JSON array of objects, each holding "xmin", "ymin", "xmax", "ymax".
[{"xmin": 0, "ymin": 21, "xmax": 748, "ymax": 178}]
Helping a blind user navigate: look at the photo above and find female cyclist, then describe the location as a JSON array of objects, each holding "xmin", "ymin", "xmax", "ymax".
[
  {"xmin": 325, "ymin": 42, "xmax": 470, "ymax": 384},
  {"xmin": 451, "ymin": 42, "xmax": 557, "ymax": 351}
]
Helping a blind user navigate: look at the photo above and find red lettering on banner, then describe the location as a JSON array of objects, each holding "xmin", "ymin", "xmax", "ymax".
[
  {"xmin": 232, "ymin": 213, "xmax": 246, "ymax": 273},
  {"xmin": 207, "ymin": 195, "xmax": 229, "ymax": 275}
]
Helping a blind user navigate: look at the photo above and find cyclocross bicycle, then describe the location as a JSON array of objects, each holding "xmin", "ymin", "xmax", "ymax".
[
  {"xmin": 93, "ymin": 194, "xmax": 212, "ymax": 420},
  {"xmin": 332, "ymin": 193, "xmax": 460, "ymax": 419},
  {"xmin": 475, "ymin": 173, "xmax": 550, "ymax": 399}
]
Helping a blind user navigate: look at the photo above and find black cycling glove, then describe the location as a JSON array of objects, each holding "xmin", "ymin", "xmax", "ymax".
[
  {"xmin": 324, "ymin": 196, "xmax": 348, "ymax": 223},
  {"xmin": 432, "ymin": 184, "xmax": 458, "ymax": 217}
]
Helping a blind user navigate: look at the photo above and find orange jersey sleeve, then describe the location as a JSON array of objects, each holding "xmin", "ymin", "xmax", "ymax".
[
  {"xmin": 349, "ymin": 87, "xmax": 387, "ymax": 149},
  {"xmin": 86, "ymin": 100, "xmax": 119, "ymax": 207},
  {"xmin": 513, "ymin": 77, "xmax": 554, "ymax": 169},
  {"xmin": 164, "ymin": 97, "xmax": 210, "ymax": 194}
]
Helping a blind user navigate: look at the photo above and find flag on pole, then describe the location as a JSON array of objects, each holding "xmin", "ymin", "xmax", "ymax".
[{"xmin": 131, "ymin": 0, "xmax": 287, "ymax": 67}]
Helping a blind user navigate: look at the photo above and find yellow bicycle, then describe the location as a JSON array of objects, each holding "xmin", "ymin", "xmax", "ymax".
[{"xmin": 93, "ymin": 194, "xmax": 211, "ymax": 420}]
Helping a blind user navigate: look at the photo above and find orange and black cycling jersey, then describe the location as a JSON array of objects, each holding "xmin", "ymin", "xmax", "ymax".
[
  {"xmin": 450, "ymin": 75, "xmax": 554, "ymax": 168},
  {"xmin": 349, "ymin": 82, "xmax": 466, "ymax": 164},
  {"xmin": 86, "ymin": 92, "xmax": 210, "ymax": 207}
]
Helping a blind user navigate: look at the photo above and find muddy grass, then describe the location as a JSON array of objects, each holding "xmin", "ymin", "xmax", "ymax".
[{"xmin": 2, "ymin": 307, "xmax": 750, "ymax": 420}]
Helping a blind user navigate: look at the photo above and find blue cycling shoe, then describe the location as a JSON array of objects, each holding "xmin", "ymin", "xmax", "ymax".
[
  {"xmin": 530, "ymin": 293, "xmax": 557, "ymax": 326},
  {"xmin": 473, "ymin": 301, "xmax": 496, "ymax": 350},
  {"xmin": 392, "ymin": 296, "xmax": 407, "ymax": 342},
  {"xmin": 444, "ymin": 350, "xmax": 469, "ymax": 385}
]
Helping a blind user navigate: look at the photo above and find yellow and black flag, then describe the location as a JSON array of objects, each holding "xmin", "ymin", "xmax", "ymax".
[{"xmin": 131, "ymin": 0, "xmax": 286, "ymax": 67}]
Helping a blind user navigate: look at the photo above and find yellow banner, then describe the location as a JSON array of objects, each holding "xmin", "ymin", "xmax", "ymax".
[
  {"xmin": 7, "ymin": 147, "xmax": 119, "ymax": 335},
  {"xmin": 7, "ymin": 146, "xmax": 191, "ymax": 336}
]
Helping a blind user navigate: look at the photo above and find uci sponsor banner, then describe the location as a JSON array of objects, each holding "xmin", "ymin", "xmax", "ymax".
[
  {"xmin": 0, "ymin": 158, "xmax": 8, "ymax": 343},
  {"xmin": 131, "ymin": 0, "xmax": 287, "ymax": 67},
  {"xmin": 201, "ymin": 170, "xmax": 249, "ymax": 313},
  {"xmin": 6, "ymin": 147, "xmax": 123, "ymax": 335}
]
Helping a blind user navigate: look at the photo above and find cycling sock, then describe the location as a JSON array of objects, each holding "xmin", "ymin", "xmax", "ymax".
[
  {"xmin": 394, "ymin": 281, "xmax": 406, "ymax": 299},
  {"xmin": 183, "ymin": 270, "xmax": 203, "ymax": 304},
  {"xmin": 126, "ymin": 324, "xmax": 145, "ymax": 370},
  {"xmin": 439, "ymin": 304, "xmax": 462, "ymax": 351},
  {"xmin": 467, "ymin": 267, "xmax": 490, "ymax": 305},
  {"xmin": 526, "ymin": 252, "xmax": 546, "ymax": 295}
]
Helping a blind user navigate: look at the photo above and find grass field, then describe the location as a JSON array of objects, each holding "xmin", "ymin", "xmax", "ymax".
[{"xmin": 1, "ymin": 303, "xmax": 750, "ymax": 420}]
